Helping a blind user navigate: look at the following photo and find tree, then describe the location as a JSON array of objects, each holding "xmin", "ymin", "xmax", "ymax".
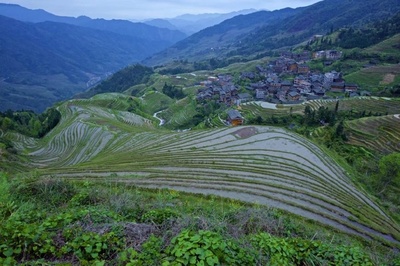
[
  {"xmin": 335, "ymin": 120, "xmax": 347, "ymax": 140},
  {"xmin": 377, "ymin": 153, "xmax": 400, "ymax": 193},
  {"xmin": 1, "ymin": 117, "xmax": 13, "ymax": 131},
  {"xmin": 162, "ymin": 83, "xmax": 185, "ymax": 99}
]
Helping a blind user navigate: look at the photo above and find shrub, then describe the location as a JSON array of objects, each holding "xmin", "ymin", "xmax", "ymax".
[
  {"xmin": 9, "ymin": 175, "xmax": 76, "ymax": 208},
  {"xmin": 119, "ymin": 235, "xmax": 163, "ymax": 266},
  {"xmin": 61, "ymin": 231, "xmax": 123, "ymax": 262},
  {"xmin": 251, "ymin": 232, "xmax": 296, "ymax": 265},
  {"xmin": 0, "ymin": 220, "xmax": 56, "ymax": 261},
  {"xmin": 251, "ymin": 232, "xmax": 373, "ymax": 266},
  {"xmin": 142, "ymin": 208, "xmax": 180, "ymax": 225},
  {"xmin": 163, "ymin": 229, "xmax": 254, "ymax": 265}
]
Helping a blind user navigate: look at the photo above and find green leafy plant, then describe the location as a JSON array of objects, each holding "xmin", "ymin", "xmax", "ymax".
[
  {"xmin": 251, "ymin": 232, "xmax": 296, "ymax": 265},
  {"xmin": 142, "ymin": 208, "xmax": 179, "ymax": 225},
  {"xmin": 0, "ymin": 220, "xmax": 56, "ymax": 260},
  {"xmin": 331, "ymin": 246, "xmax": 373, "ymax": 266},
  {"xmin": 118, "ymin": 235, "xmax": 163, "ymax": 266},
  {"xmin": 251, "ymin": 232, "xmax": 373, "ymax": 266},
  {"xmin": 61, "ymin": 231, "xmax": 122, "ymax": 262},
  {"xmin": 163, "ymin": 230, "xmax": 254, "ymax": 266}
]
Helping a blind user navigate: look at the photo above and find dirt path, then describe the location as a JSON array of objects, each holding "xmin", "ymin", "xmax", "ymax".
[{"xmin": 153, "ymin": 110, "xmax": 165, "ymax": 126}]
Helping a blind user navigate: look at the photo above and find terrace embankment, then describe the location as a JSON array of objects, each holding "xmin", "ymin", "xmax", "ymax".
[{"xmin": 18, "ymin": 96, "xmax": 400, "ymax": 247}]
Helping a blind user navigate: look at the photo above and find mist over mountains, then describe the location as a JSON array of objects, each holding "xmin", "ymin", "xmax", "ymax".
[
  {"xmin": 1, "ymin": 0, "xmax": 400, "ymax": 112},
  {"xmin": 144, "ymin": 9, "xmax": 258, "ymax": 35}
]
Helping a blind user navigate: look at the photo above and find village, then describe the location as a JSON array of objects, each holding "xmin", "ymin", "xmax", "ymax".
[{"xmin": 196, "ymin": 50, "xmax": 368, "ymax": 111}]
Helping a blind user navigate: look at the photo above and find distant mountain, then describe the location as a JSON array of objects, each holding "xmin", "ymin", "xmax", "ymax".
[
  {"xmin": 0, "ymin": 4, "xmax": 188, "ymax": 112},
  {"xmin": 0, "ymin": 15, "xmax": 167, "ymax": 112},
  {"xmin": 143, "ymin": 19, "xmax": 179, "ymax": 31},
  {"xmin": 143, "ymin": 8, "xmax": 300, "ymax": 65},
  {"xmin": 144, "ymin": 0, "xmax": 400, "ymax": 66},
  {"xmin": 145, "ymin": 9, "xmax": 258, "ymax": 35},
  {"xmin": 234, "ymin": 0, "xmax": 400, "ymax": 55},
  {"xmin": 0, "ymin": 3, "xmax": 186, "ymax": 43}
]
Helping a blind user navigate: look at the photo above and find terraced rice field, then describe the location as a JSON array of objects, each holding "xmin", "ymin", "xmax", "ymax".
[
  {"xmin": 345, "ymin": 114, "xmax": 400, "ymax": 153},
  {"xmin": 15, "ymin": 94, "xmax": 400, "ymax": 247},
  {"xmin": 242, "ymin": 97, "xmax": 400, "ymax": 119},
  {"xmin": 305, "ymin": 97, "xmax": 400, "ymax": 114}
]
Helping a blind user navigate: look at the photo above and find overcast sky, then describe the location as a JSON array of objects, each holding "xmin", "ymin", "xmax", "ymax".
[{"xmin": 3, "ymin": 0, "xmax": 321, "ymax": 20}]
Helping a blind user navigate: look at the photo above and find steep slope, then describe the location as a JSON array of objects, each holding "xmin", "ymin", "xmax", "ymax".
[
  {"xmin": 0, "ymin": 15, "xmax": 159, "ymax": 112},
  {"xmin": 345, "ymin": 114, "xmax": 400, "ymax": 153},
  {"xmin": 12, "ymin": 94, "xmax": 400, "ymax": 247},
  {"xmin": 77, "ymin": 64, "xmax": 154, "ymax": 99},
  {"xmin": 144, "ymin": 0, "xmax": 400, "ymax": 65},
  {"xmin": 365, "ymin": 33, "xmax": 400, "ymax": 55},
  {"xmin": 143, "ymin": 8, "xmax": 300, "ymax": 65}
]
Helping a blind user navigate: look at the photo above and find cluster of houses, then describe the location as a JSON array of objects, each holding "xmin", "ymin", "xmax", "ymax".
[
  {"xmin": 196, "ymin": 74, "xmax": 252, "ymax": 106},
  {"xmin": 193, "ymin": 49, "xmax": 374, "ymax": 126},
  {"xmin": 195, "ymin": 51, "xmax": 368, "ymax": 125},
  {"xmin": 313, "ymin": 50, "xmax": 343, "ymax": 61},
  {"xmin": 196, "ymin": 50, "xmax": 365, "ymax": 108}
]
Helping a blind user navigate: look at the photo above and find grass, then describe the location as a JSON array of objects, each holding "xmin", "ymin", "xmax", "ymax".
[
  {"xmin": 345, "ymin": 115, "xmax": 400, "ymax": 153},
  {"xmin": 3, "ymin": 173, "xmax": 395, "ymax": 264},
  {"xmin": 345, "ymin": 64, "xmax": 400, "ymax": 92},
  {"xmin": 364, "ymin": 34, "xmax": 400, "ymax": 56},
  {"xmin": 162, "ymin": 97, "xmax": 199, "ymax": 129},
  {"xmin": 141, "ymin": 91, "xmax": 174, "ymax": 114},
  {"xmin": 8, "ymin": 96, "xmax": 399, "ymax": 248},
  {"xmin": 3, "ymin": 92, "xmax": 400, "ymax": 263}
]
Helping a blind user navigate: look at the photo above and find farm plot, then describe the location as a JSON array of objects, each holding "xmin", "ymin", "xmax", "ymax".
[
  {"xmin": 25, "ymin": 101, "xmax": 154, "ymax": 168},
  {"xmin": 345, "ymin": 115, "xmax": 400, "ymax": 153},
  {"xmin": 306, "ymin": 97, "xmax": 400, "ymax": 115},
  {"xmin": 23, "ymin": 98, "xmax": 400, "ymax": 247},
  {"xmin": 242, "ymin": 97, "xmax": 400, "ymax": 119}
]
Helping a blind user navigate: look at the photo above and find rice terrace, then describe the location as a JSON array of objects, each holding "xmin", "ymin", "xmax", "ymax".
[
  {"xmin": 2, "ymin": 1, "xmax": 400, "ymax": 264},
  {"xmin": 13, "ymin": 94, "xmax": 400, "ymax": 249}
]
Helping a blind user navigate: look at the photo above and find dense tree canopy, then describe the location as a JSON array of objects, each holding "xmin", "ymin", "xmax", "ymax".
[
  {"xmin": 0, "ymin": 108, "xmax": 61, "ymax": 138},
  {"xmin": 377, "ymin": 153, "xmax": 400, "ymax": 193},
  {"xmin": 162, "ymin": 83, "xmax": 185, "ymax": 99}
]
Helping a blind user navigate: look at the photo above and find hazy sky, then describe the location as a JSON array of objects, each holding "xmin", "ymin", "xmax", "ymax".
[{"xmin": 3, "ymin": 0, "xmax": 321, "ymax": 20}]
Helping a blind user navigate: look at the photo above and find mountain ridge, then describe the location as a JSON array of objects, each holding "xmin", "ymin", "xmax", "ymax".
[
  {"xmin": 0, "ymin": 4, "xmax": 188, "ymax": 112},
  {"xmin": 144, "ymin": 0, "xmax": 400, "ymax": 66},
  {"xmin": 144, "ymin": 9, "xmax": 259, "ymax": 35},
  {"xmin": 0, "ymin": 15, "xmax": 169, "ymax": 112},
  {"xmin": 0, "ymin": 3, "xmax": 186, "ymax": 43}
]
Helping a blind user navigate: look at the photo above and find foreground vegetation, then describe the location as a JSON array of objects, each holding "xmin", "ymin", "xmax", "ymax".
[
  {"xmin": 1, "ymin": 172, "xmax": 398, "ymax": 265},
  {"xmin": 0, "ymin": 93, "xmax": 398, "ymax": 264}
]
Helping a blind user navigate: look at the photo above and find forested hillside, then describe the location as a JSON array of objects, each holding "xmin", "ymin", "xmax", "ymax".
[
  {"xmin": 0, "ymin": 4, "xmax": 186, "ymax": 112},
  {"xmin": 77, "ymin": 65, "xmax": 155, "ymax": 99},
  {"xmin": 145, "ymin": 0, "xmax": 400, "ymax": 65}
]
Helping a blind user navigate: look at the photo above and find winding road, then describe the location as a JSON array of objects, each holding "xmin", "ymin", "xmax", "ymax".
[{"xmin": 153, "ymin": 110, "xmax": 165, "ymax": 126}]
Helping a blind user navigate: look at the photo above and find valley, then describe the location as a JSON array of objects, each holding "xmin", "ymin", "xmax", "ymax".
[{"xmin": 1, "ymin": 0, "xmax": 400, "ymax": 264}]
